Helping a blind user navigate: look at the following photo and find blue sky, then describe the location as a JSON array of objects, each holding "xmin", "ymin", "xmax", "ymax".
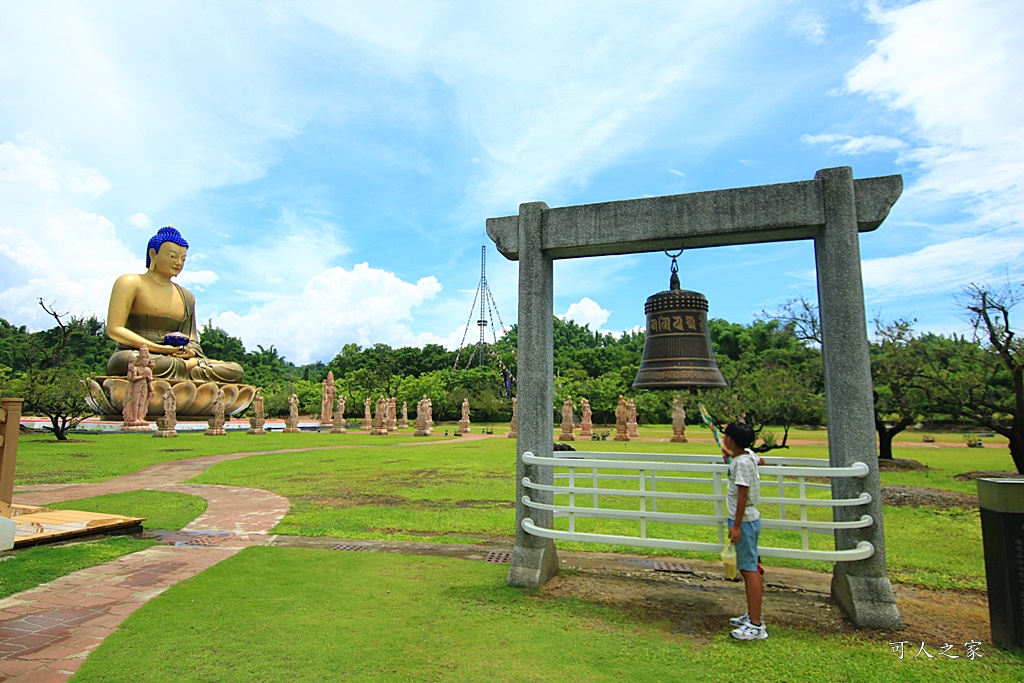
[{"xmin": 2, "ymin": 0, "xmax": 1022, "ymax": 365}]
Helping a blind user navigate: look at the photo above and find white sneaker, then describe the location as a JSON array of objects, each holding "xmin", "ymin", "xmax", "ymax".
[
  {"xmin": 731, "ymin": 621, "xmax": 768, "ymax": 640},
  {"xmin": 729, "ymin": 612, "xmax": 751, "ymax": 627}
]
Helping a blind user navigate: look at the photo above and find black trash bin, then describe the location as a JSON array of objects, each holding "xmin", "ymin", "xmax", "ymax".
[{"xmin": 977, "ymin": 477, "xmax": 1024, "ymax": 650}]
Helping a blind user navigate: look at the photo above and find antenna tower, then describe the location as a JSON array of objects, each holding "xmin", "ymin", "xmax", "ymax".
[{"xmin": 452, "ymin": 246, "xmax": 515, "ymax": 390}]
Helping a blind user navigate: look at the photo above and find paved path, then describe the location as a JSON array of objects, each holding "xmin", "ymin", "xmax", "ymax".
[
  {"xmin": 1, "ymin": 454, "xmax": 300, "ymax": 680},
  {"xmin": 1, "ymin": 435, "xmax": 490, "ymax": 681}
]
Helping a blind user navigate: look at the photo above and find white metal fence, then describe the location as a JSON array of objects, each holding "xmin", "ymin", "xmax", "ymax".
[{"xmin": 521, "ymin": 450, "xmax": 874, "ymax": 562}]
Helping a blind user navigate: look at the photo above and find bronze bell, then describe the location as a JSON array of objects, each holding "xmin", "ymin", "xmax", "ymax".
[{"xmin": 633, "ymin": 252, "xmax": 728, "ymax": 390}]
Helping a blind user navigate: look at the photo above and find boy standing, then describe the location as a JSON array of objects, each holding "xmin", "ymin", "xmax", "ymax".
[{"xmin": 722, "ymin": 421, "xmax": 767, "ymax": 640}]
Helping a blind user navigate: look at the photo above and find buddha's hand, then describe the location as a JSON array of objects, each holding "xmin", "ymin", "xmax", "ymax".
[{"xmin": 151, "ymin": 344, "xmax": 195, "ymax": 357}]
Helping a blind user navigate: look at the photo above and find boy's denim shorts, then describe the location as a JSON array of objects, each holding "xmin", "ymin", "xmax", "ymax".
[{"xmin": 728, "ymin": 518, "xmax": 761, "ymax": 572}]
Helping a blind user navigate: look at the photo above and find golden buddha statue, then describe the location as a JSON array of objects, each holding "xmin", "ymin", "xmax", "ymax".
[{"xmin": 105, "ymin": 226, "xmax": 244, "ymax": 383}]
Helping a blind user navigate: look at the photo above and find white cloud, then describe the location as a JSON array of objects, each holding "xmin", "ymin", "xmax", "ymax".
[
  {"xmin": 0, "ymin": 141, "xmax": 135, "ymax": 327},
  {"xmin": 127, "ymin": 213, "xmax": 153, "ymax": 229},
  {"xmin": 846, "ymin": 0, "xmax": 1024, "ymax": 228},
  {"xmin": 800, "ymin": 133, "xmax": 907, "ymax": 155},
  {"xmin": 559, "ymin": 297, "xmax": 611, "ymax": 330},
  {"xmin": 0, "ymin": 3, "xmax": 313, "ymax": 211},
  {"xmin": 213, "ymin": 263, "xmax": 443, "ymax": 364},
  {"xmin": 212, "ymin": 208, "xmax": 352, "ymax": 301},
  {"xmin": 177, "ymin": 270, "xmax": 219, "ymax": 290},
  {"xmin": 861, "ymin": 230, "xmax": 1024, "ymax": 299},
  {"xmin": 790, "ymin": 10, "xmax": 827, "ymax": 44},
  {"xmin": 302, "ymin": 2, "xmax": 775, "ymax": 218},
  {"xmin": 0, "ymin": 137, "xmax": 110, "ymax": 196}
]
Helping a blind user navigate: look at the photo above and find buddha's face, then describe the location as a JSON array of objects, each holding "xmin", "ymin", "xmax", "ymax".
[{"xmin": 148, "ymin": 242, "xmax": 187, "ymax": 278}]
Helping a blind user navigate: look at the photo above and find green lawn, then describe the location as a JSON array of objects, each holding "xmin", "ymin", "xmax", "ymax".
[
  {"xmin": 48, "ymin": 490, "xmax": 208, "ymax": 531},
  {"xmin": 0, "ymin": 537, "xmax": 156, "ymax": 599},
  {"xmin": 182, "ymin": 433, "xmax": 1001, "ymax": 590},
  {"xmin": 14, "ymin": 427, "xmax": 1008, "ymax": 591},
  {"xmin": 0, "ymin": 491, "xmax": 207, "ymax": 598},
  {"xmin": 12, "ymin": 429, "xmax": 462, "ymax": 485},
  {"xmin": 70, "ymin": 549, "xmax": 1023, "ymax": 683},
  {"xmin": 8, "ymin": 427, "xmax": 1021, "ymax": 680}
]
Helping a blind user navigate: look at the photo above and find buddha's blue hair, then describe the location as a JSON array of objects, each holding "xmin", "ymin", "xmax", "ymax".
[{"xmin": 146, "ymin": 226, "xmax": 189, "ymax": 267}]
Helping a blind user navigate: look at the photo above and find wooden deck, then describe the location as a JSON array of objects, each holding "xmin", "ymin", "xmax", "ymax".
[{"xmin": 10, "ymin": 504, "xmax": 145, "ymax": 548}]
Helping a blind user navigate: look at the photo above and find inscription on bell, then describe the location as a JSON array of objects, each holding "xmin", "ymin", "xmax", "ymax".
[{"xmin": 648, "ymin": 314, "xmax": 704, "ymax": 334}]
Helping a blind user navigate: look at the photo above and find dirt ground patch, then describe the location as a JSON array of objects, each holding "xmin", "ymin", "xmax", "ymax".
[
  {"xmin": 543, "ymin": 554, "xmax": 991, "ymax": 647},
  {"xmin": 880, "ymin": 485, "xmax": 979, "ymax": 509},
  {"xmin": 272, "ymin": 537, "xmax": 994, "ymax": 648}
]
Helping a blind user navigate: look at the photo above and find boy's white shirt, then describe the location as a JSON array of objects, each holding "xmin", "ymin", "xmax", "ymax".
[{"xmin": 727, "ymin": 448, "xmax": 761, "ymax": 522}]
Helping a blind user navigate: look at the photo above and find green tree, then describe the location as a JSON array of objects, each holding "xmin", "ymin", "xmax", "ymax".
[
  {"xmin": 395, "ymin": 371, "xmax": 448, "ymax": 419},
  {"xmin": 923, "ymin": 283, "xmax": 1024, "ymax": 473},
  {"xmin": 199, "ymin": 323, "xmax": 248, "ymax": 365},
  {"xmin": 9, "ymin": 301, "xmax": 95, "ymax": 440},
  {"xmin": 871, "ymin": 319, "xmax": 930, "ymax": 460}
]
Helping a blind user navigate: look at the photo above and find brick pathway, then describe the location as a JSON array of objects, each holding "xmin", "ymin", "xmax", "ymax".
[
  {"xmin": 3, "ymin": 467, "xmax": 291, "ymax": 680},
  {"xmin": 2, "ymin": 436, "xmax": 490, "ymax": 681}
]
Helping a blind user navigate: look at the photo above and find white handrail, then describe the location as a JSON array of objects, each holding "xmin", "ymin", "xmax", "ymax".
[
  {"xmin": 518, "ymin": 450, "xmax": 876, "ymax": 563},
  {"xmin": 521, "ymin": 494, "xmax": 873, "ymax": 532},
  {"xmin": 521, "ymin": 518, "xmax": 876, "ymax": 562},
  {"xmin": 524, "ymin": 452, "xmax": 870, "ymax": 479},
  {"xmin": 525, "ymin": 479, "xmax": 872, "ymax": 507}
]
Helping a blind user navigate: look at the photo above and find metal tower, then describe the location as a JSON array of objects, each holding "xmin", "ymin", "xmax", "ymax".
[{"xmin": 453, "ymin": 246, "xmax": 513, "ymax": 384}]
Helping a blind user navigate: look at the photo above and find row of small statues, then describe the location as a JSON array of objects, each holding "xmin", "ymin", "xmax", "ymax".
[
  {"xmin": 123, "ymin": 348, "xmax": 684, "ymax": 441},
  {"xmin": 551, "ymin": 394, "xmax": 688, "ymax": 443},
  {"xmin": 124, "ymin": 362, "xmax": 473, "ymax": 438}
]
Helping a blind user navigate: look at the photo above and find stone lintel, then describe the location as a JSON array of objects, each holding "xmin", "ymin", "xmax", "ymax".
[{"xmin": 486, "ymin": 171, "xmax": 902, "ymax": 260}]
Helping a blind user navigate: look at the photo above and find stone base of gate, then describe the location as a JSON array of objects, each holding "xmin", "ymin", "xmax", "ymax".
[
  {"xmin": 507, "ymin": 538, "xmax": 559, "ymax": 588},
  {"xmin": 832, "ymin": 564, "xmax": 903, "ymax": 629}
]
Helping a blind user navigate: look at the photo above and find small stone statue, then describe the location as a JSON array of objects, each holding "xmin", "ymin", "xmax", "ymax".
[
  {"xmin": 507, "ymin": 396, "xmax": 517, "ymax": 439},
  {"xmin": 371, "ymin": 395, "xmax": 388, "ymax": 435},
  {"xmin": 559, "ymin": 396, "xmax": 575, "ymax": 441},
  {"xmin": 614, "ymin": 394, "xmax": 629, "ymax": 441},
  {"xmin": 627, "ymin": 398, "xmax": 639, "ymax": 438},
  {"xmin": 579, "ymin": 397, "xmax": 593, "ymax": 438},
  {"xmin": 425, "ymin": 396, "xmax": 434, "ymax": 430},
  {"xmin": 361, "ymin": 397, "xmax": 372, "ymax": 430},
  {"xmin": 284, "ymin": 393, "xmax": 300, "ymax": 433},
  {"xmin": 122, "ymin": 346, "xmax": 155, "ymax": 431},
  {"xmin": 331, "ymin": 394, "xmax": 347, "ymax": 434},
  {"xmin": 670, "ymin": 397, "xmax": 688, "ymax": 443},
  {"xmin": 458, "ymin": 397, "xmax": 471, "ymax": 434},
  {"xmin": 154, "ymin": 386, "xmax": 178, "ymax": 438},
  {"xmin": 399, "ymin": 401, "xmax": 409, "ymax": 429},
  {"xmin": 248, "ymin": 387, "xmax": 266, "ymax": 434},
  {"xmin": 321, "ymin": 371, "xmax": 336, "ymax": 427},
  {"xmin": 206, "ymin": 388, "xmax": 226, "ymax": 436},
  {"xmin": 387, "ymin": 396, "xmax": 397, "ymax": 432},
  {"xmin": 414, "ymin": 397, "xmax": 430, "ymax": 437}
]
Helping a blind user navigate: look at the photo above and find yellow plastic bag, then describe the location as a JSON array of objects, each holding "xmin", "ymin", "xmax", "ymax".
[{"xmin": 721, "ymin": 543, "xmax": 738, "ymax": 580}]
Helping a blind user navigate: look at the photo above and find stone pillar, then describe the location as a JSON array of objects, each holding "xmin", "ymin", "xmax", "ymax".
[
  {"xmin": 508, "ymin": 202, "xmax": 559, "ymax": 588},
  {"xmin": 1, "ymin": 398, "xmax": 24, "ymax": 520},
  {"xmin": 814, "ymin": 166, "xmax": 901, "ymax": 629}
]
